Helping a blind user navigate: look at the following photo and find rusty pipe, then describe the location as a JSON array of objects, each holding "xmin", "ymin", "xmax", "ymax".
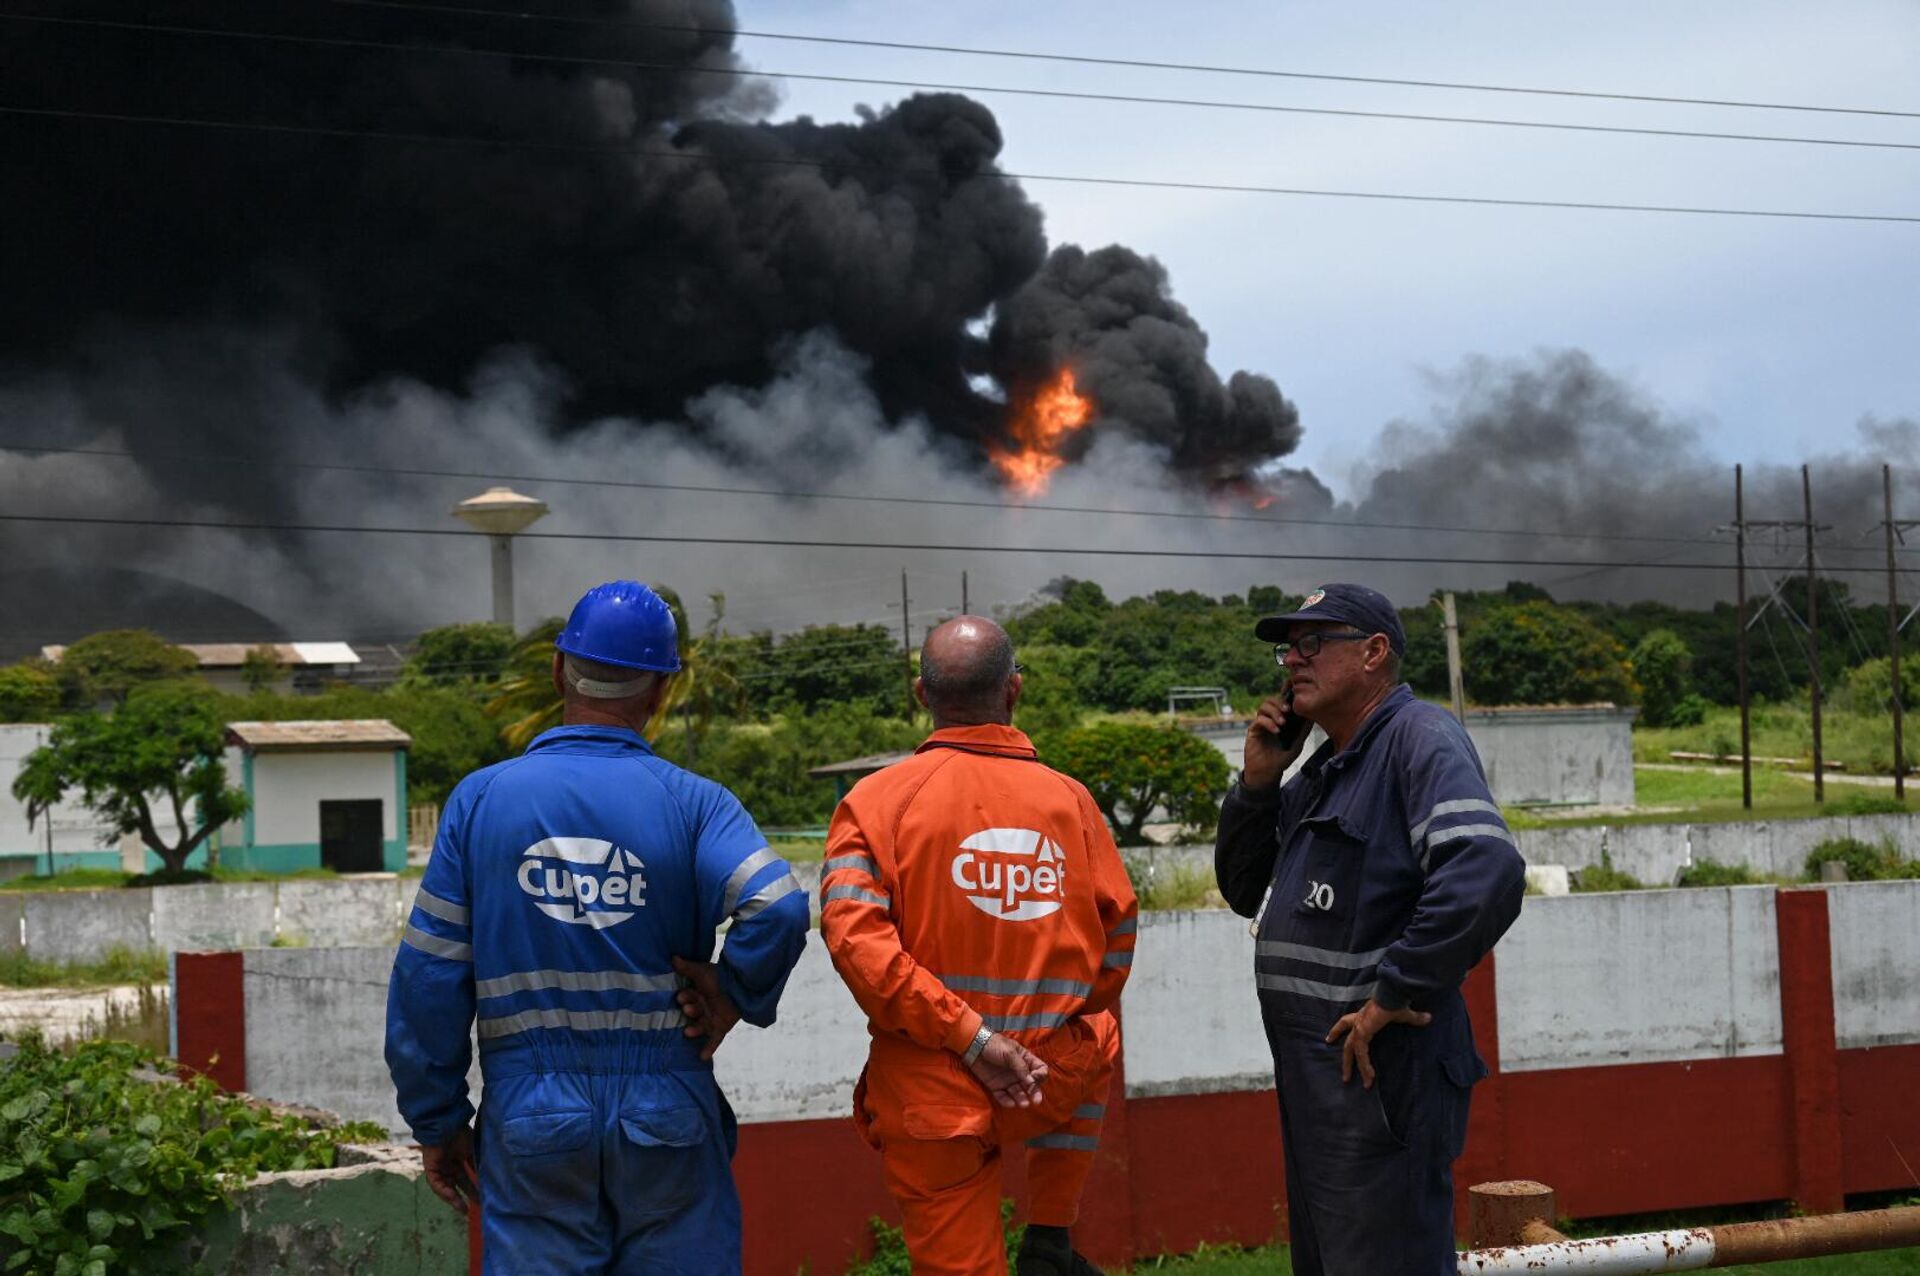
[
  {"xmin": 1709, "ymin": 1206, "xmax": 1920, "ymax": 1265},
  {"xmin": 1456, "ymin": 1206, "xmax": 1920, "ymax": 1274}
]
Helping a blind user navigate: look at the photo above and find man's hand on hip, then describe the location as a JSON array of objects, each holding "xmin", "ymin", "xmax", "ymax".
[
  {"xmin": 420, "ymin": 1126, "xmax": 478, "ymax": 1216},
  {"xmin": 1325, "ymin": 1000, "xmax": 1433, "ymax": 1089},
  {"xmin": 968, "ymin": 1033, "xmax": 1049, "ymax": 1109},
  {"xmin": 673, "ymin": 956, "xmax": 742, "ymax": 1062}
]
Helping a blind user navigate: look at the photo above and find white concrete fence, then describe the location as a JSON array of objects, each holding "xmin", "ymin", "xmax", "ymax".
[{"xmin": 9, "ymin": 811, "xmax": 1920, "ymax": 964}]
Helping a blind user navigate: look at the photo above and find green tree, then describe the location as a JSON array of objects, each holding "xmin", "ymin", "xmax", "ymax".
[
  {"xmin": 764, "ymin": 624, "xmax": 903, "ymax": 717},
  {"xmin": 404, "ymin": 622, "xmax": 516, "ymax": 687},
  {"xmin": 1843, "ymin": 653, "xmax": 1920, "ymax": 714},
  {"xmin": 11, "ymin": 684, "xmax": 249, "ymax": 877},
  {"xmin": 1462, "ymin": 602, "xmax": 1638, "ymax": 706},
  {"xmin": 486, "ymin": 618, "xmax": 568, "ymax": 751},
  {"xmin": 0, "ymin": 662, "xmax": 61, "ymax": 722},
  {"xmin": 55, "ymin": 630, "xmax": 197, "ymax": 705},
  {"xmin": 240, "ymin": 644, "xmax": 285, "ymax": 693},
  {"xmin": 654, "ymin": 704, "xmax": 920, "ymax": 827},
  {"xmin": 1046, "ymin": 722, "xmax": 1230, "ymax": 845},
  {"xmin": 1012, "ymin": 644, "xmax": 1094, "ymax": 742},
  {"xmin": 1630, "ymin": 629, "xmax": 1693, "ymax": 726}
]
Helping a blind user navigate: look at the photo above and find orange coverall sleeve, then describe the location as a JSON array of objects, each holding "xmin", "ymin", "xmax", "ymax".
[
  {"xmin": 1078, "ymin": 785, "xmax": 1139, "ymax": 1017},
  {"xmin": 820, "ymin": 799, "xmax": 984, "ymax": 1055}
]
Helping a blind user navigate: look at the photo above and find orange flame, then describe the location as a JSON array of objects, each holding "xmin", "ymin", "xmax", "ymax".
[{"xmin": 989, "ymin": 368, "xmax": 1095, "ymax": 497}]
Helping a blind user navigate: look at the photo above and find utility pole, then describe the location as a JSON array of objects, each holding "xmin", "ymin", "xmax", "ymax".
[
  {"xmin": 1735, "ymin": 466, "xmax": 1752, "ymax": 808},
  {"xmin": 900, "ymin": 569, "xmax": 915, "ymax": 720},
  {"xmin": 1879, "ymin": 465, "xmax": 1919, "ymax": 799},
  {"xmin": 1442, "ymin": 592, "xmax": 1467, "ymax": 723},
  {"xmin": 1805, "ymin": 465, "xmax": 1823, "ymax": 803},
  {"xmin": 962, "ymin": 570, "xmax": 969, "ymax": 615}
]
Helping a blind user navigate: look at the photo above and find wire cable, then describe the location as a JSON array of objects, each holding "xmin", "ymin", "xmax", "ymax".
[
  {"xmin": 6, "ymin": 104, "xmax": 1914, "ymax": 225},
  {"xmin": 319, "ymin": 0, "xmax": 1920, "ymax": 123},
  {"xmin": 7, "ymin": 12, "xmax": 1917, "ymax": 154}
]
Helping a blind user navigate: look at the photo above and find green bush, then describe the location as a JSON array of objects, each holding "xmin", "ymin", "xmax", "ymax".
[
  {"xmin": 1630, "ymin": 629, "xmax": 1693, "ymax": 727},
  {"xmin": 1463, "ymin": 602, "xmax": 1638, "ymax": 707},
  {"xmin": 1805, "ymin": 837, "xmax": 1920, "ymax": 882},
  {"xmin": 1666, "ymin": 694, "xmax": 1711, "ymax": 729},
  {"xmin": 0, "ymin": 1036, "xmax": 386, "ymax": 1274},
  {"xmin": 847, "ymin": 1200, "xmax": 1023, "ymax": 1275},
  {"xmin": 1675, "ymin": 858, "xmax": 1765, "ymax": 888},
  {"xmin": 1829, "ymin": 791, "xmax": 1908, "ymax": 817},
  {"xmin": 1572, "ymin": 853, "xmax": 1645, "ymax": 893},
  {"xmin": 1047, "ymin": 722, "xmax": 1231, "ymax": 845}
]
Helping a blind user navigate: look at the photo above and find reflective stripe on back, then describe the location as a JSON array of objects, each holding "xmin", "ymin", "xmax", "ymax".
[
  {"xmin": 474, "ymin": 968, "xmax": 678, "ymax": 998},
  {"xmin": 939, "ymin": 974, "xmax": 1093, "ymax": 999},
  {"xmin": 477, "ymin": 1006, "xmax": 688, "ymax": 1039}
]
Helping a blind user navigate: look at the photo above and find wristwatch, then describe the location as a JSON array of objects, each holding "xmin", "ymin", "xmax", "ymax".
[{"xmin": 962, "ymin": 1024, "xmax": 994, "ymax": 1065}]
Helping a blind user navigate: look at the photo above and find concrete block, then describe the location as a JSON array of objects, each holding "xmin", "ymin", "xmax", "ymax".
[
  {"xmin": 1828, "ymin": 880, "xmax": 1920, "ymax": 1049},
  {"xmin": 1496, "ymin": 887, "xmax": 1781, "ymax": 1072},
  {"xmin": 1524, "ymin": 865, "xmax": 1570, "ymax": 897},
  {"xmin": 176, "ymin": 1151, "xmax": 467, "ymax": 1275},
  {"xmin": 1121, "ymin": 911, "xmax": 1271, "ymax": 1097},
  {"xmin": 1766, "ymin": 816, "xmax": 1851, "ymax": 880},
  {"xmin": 280, "ymin": 878, "xmax": 403, "ymax": 947},
  {"xmin": 1604, "ymin": 823, "xmax": 1690, "ymax": 886},
  {"xmin": 1687, "ymin": 822, "xmax": 1772, "ymax": 876},
  {"xmin": 152, "ymin": 882, "xmax": 276, "ymax": 952},
  {"xmin": 23, "ymin": 889, "xmax": 151, "ymax": 963},
  {"xmin": 713, "ymin": 938, "xmax": 868, "ymax": 1123},
  {"xmin": 0, "ymin": 892, "xmax": 23, "ymax": 956},
  {"xmin": 244, "ymin": 947, "xmax": 411, "ymax": 1132},
  {"xmin": 1515, "ymin": 825, "xmax": 1605, "ymax": 870}
]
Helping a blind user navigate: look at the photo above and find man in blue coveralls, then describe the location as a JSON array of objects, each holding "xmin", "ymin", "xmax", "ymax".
[
  {"xmin": 1214, "ymin": 583, "xmax": 1526, "ymax": 1276},
  {"xmin": 387, "ymin": 580, "xmax": 810, "ymax": 1274}
]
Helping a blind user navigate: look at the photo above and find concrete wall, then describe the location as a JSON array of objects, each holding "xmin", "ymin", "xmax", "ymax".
[
  {"xmin": 204, "ymin": 882, "xmax": 1920, "ymax": 1137},
  {"xmin": 4, "ymin": 874, "xmax": 410, "ymax": 963},
  {"xmin": 174, "ymin": 1144, "xmax": 466, "ymax": 1275},
  {"xmin": 1513, "ymin": 810, "xmax": 1920, "ymax": 883},
  {"xmin": 1462, "ymin": 706, "xmax": 1637, "ymax": 807}
]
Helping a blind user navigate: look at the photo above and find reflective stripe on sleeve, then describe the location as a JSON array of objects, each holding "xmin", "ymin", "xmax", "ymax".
[
  {"xmin": 1408, "ymin": 798, "xmax": 1502, "ymax": 845},
  {"xmin": 1420, "ymin": 821, "xmax": 1517, "ymax": 872},
  {"xmin": 821, "ymin": 885, "xmax": 891, "ymax": 908},
  {"xmin": 401, "ymin": 924, "xmax": 472, "ymax": 962},
  {"xmin": 939, "ymin": 975, "xmax": 1093, "ymax": 998},
  {"xmin": 477, "ymin": 1006, "xmax": 687, "ymax": 1040},
  {"xmin": 1101, "ymin": 951, "xmax": 1133, "ymax": 969},
  {"xmin": 1027, "ymin": 1133, "xmax": 1100, "ymax": 1151},
  {"xmin": 981, "ymin": 1011, "xmax": 1072, "ymax": 1033},
  {"xmin": 1073, "ymin": 1103, "xmax": 1106, "ymax": 1121},
  {"xmin": 721, "ymin": 847, "xmax": 782, "ymax": 914},
  {"xmin": 1255, "ymin": 940, "xmax": 1389, "ymax": 970},
  {"xmin": 822, "ymin": 853, "xmax": 879, "ymax": 877},
  {"xmin": 1255, "ymin": 973, "xmax": 1378, "ymax": 1003},
  {"xmin": 474, "ymin": 968, "xmax": 679, "ymax": 998},
  {"xmin": 1106, "ymin": 918, "xmax": 1138, "ymax": 937},
  {"xmin": 410, "ymin": 887, "xmax": 469, "ymax": 927},
  {"xmin": 735, "ymin": 874, "xmax": 801, "ymax": 919}
]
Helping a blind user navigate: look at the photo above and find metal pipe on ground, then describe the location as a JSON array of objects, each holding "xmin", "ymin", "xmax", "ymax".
[{"xmin": 1457, "ymin": 1179, "xmax": 1920, "ymax": 1273}]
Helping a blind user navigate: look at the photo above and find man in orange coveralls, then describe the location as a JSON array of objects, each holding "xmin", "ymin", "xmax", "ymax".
[{"xmin": 821, "ymin": 615, "xmax": 1139, "ymax": 1276}]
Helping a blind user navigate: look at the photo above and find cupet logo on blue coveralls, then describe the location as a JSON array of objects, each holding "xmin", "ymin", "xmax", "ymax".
[
  {"xmin": 518, "ymin": 836, "xmax": 648, "ymax": 928},
  {"xmin": 950, "ymin": 827, "xmax": 1066, "ymax": 921}
]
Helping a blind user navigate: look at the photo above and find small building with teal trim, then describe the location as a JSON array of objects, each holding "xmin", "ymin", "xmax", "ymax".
[{"xmin": 219, "ymin": 720, "xmax": 411, "ymax": 873}]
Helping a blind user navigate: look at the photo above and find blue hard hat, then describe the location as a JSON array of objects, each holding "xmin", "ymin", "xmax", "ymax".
[{"xmin": 554, "ymin": 581, "xmax": 682, "ymax": 672}]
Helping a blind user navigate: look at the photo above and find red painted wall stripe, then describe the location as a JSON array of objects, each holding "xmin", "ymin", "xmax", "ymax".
[
  {"xmin": 1777, "ymin": 888, "xmax": 1846, "ymax": 1214},
  {"xmin": 172, "ymin": 950, "xmax": 246, "ymax": 1093}
]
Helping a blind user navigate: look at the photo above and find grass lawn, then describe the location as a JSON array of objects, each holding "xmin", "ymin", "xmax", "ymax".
[
  {"xmin": 1507, "ymin": 763, "xmax": 1920, "ymax": 831},
  {"xmin": 0, "ymin": 946, "xmax": 167, "ymax": 989},
  {"xmin": 1635, "ymin": 702, "xmax": 1912, "ymax": 779}
]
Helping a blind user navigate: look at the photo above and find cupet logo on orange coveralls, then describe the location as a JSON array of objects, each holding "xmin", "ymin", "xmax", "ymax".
[
  {"xmin": 516, "ymin": 836, "xmax": 650, "ymax": 928},
  {"xmin": 949, "ymin": 827, "xmax": 1068, "ymax": 921}
]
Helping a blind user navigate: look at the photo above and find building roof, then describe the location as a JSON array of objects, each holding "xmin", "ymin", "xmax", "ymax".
[
  {"xmin": 807, "ymin": 750, "xmax": 913, "ymax": 779},
  {"xmin": 41, "ymin": 641, "xmax": 360, "ymax": 668},
  {"xmin": 226, "ymin": 720, "xmax": 411, "ymax": 752}
]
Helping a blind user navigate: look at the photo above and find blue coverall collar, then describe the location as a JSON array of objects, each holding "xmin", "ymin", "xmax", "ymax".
[
  {"xmin": 523, "ymin": 723, "xmax": 658, "ymax": 754},
  {"xmin": 1320, "ymin": 683, "xmax": 1415, "ymax": 772}
]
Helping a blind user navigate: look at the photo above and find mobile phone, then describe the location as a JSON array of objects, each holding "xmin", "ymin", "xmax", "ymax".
[{"xmin": 1275, "ymin": 686, "xmax": 1310, "ymax": 750}]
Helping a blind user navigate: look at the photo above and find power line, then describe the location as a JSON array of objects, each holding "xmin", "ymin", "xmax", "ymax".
[
  {"xmin": 14, "ymin": 439, "xmax": 1920, "ymax": 558},
  {"xmin": 8, "ymin": 12, "xmax": 1917, "ymax": 155},
  {"xmin": 321, "ymin": 0, "xmax": 1920, "ymax": 123},
  {"xmin": 6, "ymin": 508, "xmax": 1913, "ymax": 576},
  {"xmin": 7, "ymin": 104, "xmax": 1914, "ymax": 225}
]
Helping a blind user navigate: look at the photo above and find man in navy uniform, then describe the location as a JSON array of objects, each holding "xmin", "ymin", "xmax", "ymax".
[
  {"xmin": 387, "ymin": 580, "xmax": 809, "ymax": 1274},
  {"xmin": 1215, "ymin": 583, "xmax": 1525, "ymax": 1276}
]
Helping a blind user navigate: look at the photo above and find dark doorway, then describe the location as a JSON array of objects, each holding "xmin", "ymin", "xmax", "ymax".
[{"xmin": 319, "ymin": 799, "xmax": 385, "ymax": 873}]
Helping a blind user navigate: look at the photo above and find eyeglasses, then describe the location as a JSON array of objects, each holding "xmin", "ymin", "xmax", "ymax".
[{"xmin": 1273, "ymin": 631, "xmax": 1371, "ymax": 666}]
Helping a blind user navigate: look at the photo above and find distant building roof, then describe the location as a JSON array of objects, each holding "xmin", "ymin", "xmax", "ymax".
[
  {"xmin": 226, "ymin": 720, "xmax": 411, "ymax": 752},
  {"xmin": 807, "ymin": 750, "xmax": 913, "ymax": 780},
  {"xmin": 41, "ymin": 642, "xmax": 360, "ymax": 669}
]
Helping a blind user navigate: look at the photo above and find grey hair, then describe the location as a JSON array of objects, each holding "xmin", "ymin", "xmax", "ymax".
[
  {"xmin": 920, "ymin": 623, "xmax": 1015, "ymax": 723},
  {"xmin": 562, "ymin": 653, "xmax": 661, "ymax": 702}
]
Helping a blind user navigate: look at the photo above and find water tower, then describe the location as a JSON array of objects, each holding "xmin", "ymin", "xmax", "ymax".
[{"xmin": 452, "ymin": 486, "xmax": 548, "ymax": 629}]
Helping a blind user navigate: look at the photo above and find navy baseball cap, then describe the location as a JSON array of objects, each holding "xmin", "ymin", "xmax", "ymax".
[{"xmin": 1254, "ymin": 583, "xmax": 1406, "ymax": 655}]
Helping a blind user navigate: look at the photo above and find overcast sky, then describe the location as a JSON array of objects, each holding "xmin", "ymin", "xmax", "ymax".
[{"xmin": 738, "ymin": 1, "xmax": 1920, "ymax": 502}]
